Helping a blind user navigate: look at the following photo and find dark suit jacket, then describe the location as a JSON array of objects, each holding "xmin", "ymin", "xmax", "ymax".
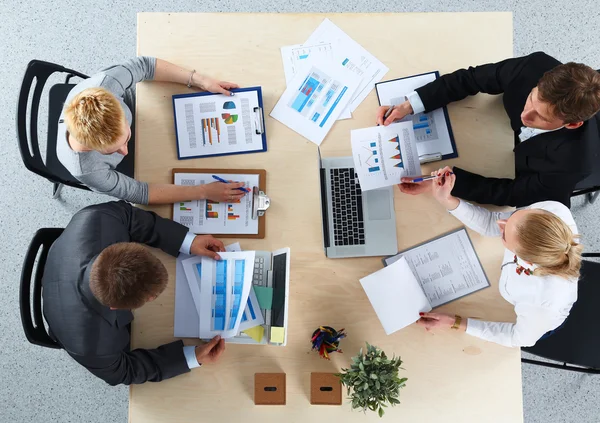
[
  {"xmin": 42, "ymin": 201, "xmax": 190, "ymax": 386},
  {"xmin": 416, "ymin": 51, "xmax": 599, "ymax": 207}
]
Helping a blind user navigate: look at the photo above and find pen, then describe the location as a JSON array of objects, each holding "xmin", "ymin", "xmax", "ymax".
[
  {"xmin": 408, "ymin": 172, "xmax": 454, "ymax": 183},
  {"xmin": 382, "ymin": 105, "xmax": 395, "ymax": 122},
  {"xmin": 211, "ymin": 175, "xmax": 251, "ymax": 193}
]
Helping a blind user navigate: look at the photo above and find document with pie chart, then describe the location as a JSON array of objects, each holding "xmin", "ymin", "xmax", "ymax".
[
  {"xmin": 351, "ymin": 122, "xmax": 421, "ymax": 191},
  {"xmin": 173, "ymin": 87, "xmax": 267, "ymax": 159}
]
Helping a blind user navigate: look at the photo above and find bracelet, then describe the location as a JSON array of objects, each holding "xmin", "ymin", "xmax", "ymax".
[
  {"xmin": 451, "ymin": 315, "xmax": 462, "ymax": 330},
  {"xmin": 187, "ymin": 69, "xmax": 196, "ymax": 88}
]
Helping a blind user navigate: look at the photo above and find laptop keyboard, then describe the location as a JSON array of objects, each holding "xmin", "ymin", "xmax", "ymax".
[{"xmin": 330, "ymin": 168, "xmax": 366, "ymax": 246}]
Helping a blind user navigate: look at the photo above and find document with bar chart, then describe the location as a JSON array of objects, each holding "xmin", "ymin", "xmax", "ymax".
[
  {"xmin": 351, "ymin": 121, "xmax": 421, "ymax": 191},
  {"xmin": 173, "ymin": 172, "xmax": 259, "ymax": 235},
  {"xmin": 280, "ymin": 43, "xmax": 352, "ymax": 120},
  {"xmin": 270, "ymin": 58, "xmax": 361, "ymax": 145},
  {"xmin": 181, "ymin": 251, "xmax": 257, "ymax": 339},
  {"xmin": 173, "ymin": 87, "xmax": 267, "ymax": 159},
  {"xmin": 376, "ymin": 71, "xmax": 457, "ymax": 161}
]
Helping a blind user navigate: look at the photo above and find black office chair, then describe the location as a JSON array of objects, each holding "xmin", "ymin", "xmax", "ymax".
[
  {"xmin": 19, "ymin": 228, "xmax": 64, "ymax": 349},
  {"xmin": 16, "ymin": 60, "xmax": 136, "ymax": 199},
  {"xmin": 521, "ymin": 253, "xmax": 600, "ymax": 374},
  {"xmin": 571, "ymin": 77, "xmax": 600, "ymax": 204}
]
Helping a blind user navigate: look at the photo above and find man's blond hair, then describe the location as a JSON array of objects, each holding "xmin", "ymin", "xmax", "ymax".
[{"xmin": 64, "ymin": 87, "xmax": 126, "ymax": 151}]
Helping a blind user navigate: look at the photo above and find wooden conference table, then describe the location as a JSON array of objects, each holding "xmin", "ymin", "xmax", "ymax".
[{"xmin": 133, "ymin": 12, "xmax": 521, "ymax": 423}]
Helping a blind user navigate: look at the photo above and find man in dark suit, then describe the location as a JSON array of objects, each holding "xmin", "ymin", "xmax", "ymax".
[
  {"xmin": 42, "ymin": 201, "xmax": 227, "ymax": 386},
  {"xmin": 376, "ymin": 52, "xmax": 600, "ymax": 207}
]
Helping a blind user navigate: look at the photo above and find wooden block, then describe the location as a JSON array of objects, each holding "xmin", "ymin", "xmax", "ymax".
[
  {"xmin": 254, "ymin": 373, "xmax": 286, "ymax": 405},
  {"xmin": 310, "ymin": 373, "xmax": 342, "ymax": 405}
]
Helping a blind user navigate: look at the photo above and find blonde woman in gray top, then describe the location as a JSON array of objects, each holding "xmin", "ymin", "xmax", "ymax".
[{"xmin": 58, "ymin": 57, "xmax": 246, "ymax": 205}]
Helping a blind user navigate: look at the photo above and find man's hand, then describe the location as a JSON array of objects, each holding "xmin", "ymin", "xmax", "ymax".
[
  {"xmin": 398, "ymin": 178, "xmax": 433, "ymax": 196},
  {"xmin": 190, "ymin": 235, "xmax": 225, "ymax": 260},
  {"xmin": 193, "ymin": 74, "xmax": 240, "ymax": 96},
  {"xmin": 376, "ymin": 100, "xmax": 414, "ymax": 126},
  {"xmin": 200, "ymin": 181, "xmax": 247, "ymax": 203},
  {"xmin": 195, "ymin": 335, "xmax": 226, "ymax": 364}
]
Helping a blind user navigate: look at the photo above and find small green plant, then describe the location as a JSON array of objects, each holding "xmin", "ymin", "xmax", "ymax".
[{"xmin": 337, "ymin": 342, "xmax": 407, "ymax": 418}]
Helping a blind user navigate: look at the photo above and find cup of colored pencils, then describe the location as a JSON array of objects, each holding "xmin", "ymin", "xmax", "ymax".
[{"xmin": 311, "ymin": 326, "xmax": 347, "ymax": 360}]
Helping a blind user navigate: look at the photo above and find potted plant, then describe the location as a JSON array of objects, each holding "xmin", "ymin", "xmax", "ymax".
[{"xmin": 337, "ymin": 342, "xmax": 407, "ymax": 417}]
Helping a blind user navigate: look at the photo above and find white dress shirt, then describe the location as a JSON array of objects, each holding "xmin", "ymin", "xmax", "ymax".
[
  {"xmin": 448, "ymin": 200, "xmax": 578, "ymax": 347},
  {"xmin": 179, "ymin": 232, "xmax": 202, "ymax": 368},
  {"xmin": 405, "ymin": 91, "xmax": 563, "ymax": 143}
]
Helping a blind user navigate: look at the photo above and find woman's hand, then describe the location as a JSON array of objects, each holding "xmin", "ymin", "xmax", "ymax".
[
  {"xmin": 199, "ymin": 181, "xmax": 247, "ymax": 203},
  {"xmin": 430, "ymin": 166, "xmax": 459, "ymax": 210},
  {"xmin": 417, "ymin": 312, "xmax": 464, "ymax": 331},
  {"xmin": 193, "ymin": 74, "xmax": 240, "ymax": 96}
]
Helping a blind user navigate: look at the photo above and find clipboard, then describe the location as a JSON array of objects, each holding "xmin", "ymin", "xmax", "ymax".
[
  {"xmin": 375, "ymin": 71, "xmax": 458, "ymax": 162},
  {"xmin": 172, "ymin": 87, "xmax": 267, "ymax": 160},
  {"xmin": 172, "ymin": 168, "xmax": 268, "ymax": 239}
]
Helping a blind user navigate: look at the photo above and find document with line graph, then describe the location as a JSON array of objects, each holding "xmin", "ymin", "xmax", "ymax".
[
  {"xmin": 172, "ymin": 87, "xmax": 267, "ymax": 159},
  {"xmin": 270, "ymin": 57, "xmax": 361, "ymax": 146},
  {"xmin": 351, "ymin": 121, "xmax": 421, "ymax": 191}
]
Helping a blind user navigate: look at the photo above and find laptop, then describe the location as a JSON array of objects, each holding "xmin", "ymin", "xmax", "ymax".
[{"xmin": 318, "ymin": 148, "xmax": 398, "ymax": 258}]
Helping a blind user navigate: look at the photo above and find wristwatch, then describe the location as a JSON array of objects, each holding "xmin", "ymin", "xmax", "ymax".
[{"xmin": 451, "ymin": 315, "xmax": 462, "ymax": 330}]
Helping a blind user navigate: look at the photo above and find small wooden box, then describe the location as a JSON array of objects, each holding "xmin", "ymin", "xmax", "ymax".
[
  {"xmin": 310, "ymin": 373, "xmax": 342, "ymax": 405},
  {"xmin": 254, "ymin": 373, "xmax": 286, "ymax": 405}
]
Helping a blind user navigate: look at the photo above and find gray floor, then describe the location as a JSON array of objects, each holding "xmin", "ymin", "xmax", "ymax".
[{"xmin": 1, "ymin": 1, "xmax": 599, "ymax": 422}]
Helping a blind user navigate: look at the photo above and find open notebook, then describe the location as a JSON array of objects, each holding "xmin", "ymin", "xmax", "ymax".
[{"xmin": 361, "ymin": 228, "xmax": 490, "ymax": 335}]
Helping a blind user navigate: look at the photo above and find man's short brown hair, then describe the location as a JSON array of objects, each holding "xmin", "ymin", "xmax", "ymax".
[
  {"xmin": 538, "ymin": 62, "xmax": 600, "ymax": 123},
  {"xmin": 89, "ymin": 243, "xmax": 168, "ymax": 309}
]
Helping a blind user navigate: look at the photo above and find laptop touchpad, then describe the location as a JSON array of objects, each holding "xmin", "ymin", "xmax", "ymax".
[{"xmin": 365, "ymin": 190, "xmax": 391, "ymax": 221}]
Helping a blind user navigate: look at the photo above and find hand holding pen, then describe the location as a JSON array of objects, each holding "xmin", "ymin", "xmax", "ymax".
[
  {"xmin": 198, "ymin": 176, "xmax": 249, "ymax": 203},
  {"xmin": 429, "ymin": 166, "xmax": 460, "ymax": 211}
]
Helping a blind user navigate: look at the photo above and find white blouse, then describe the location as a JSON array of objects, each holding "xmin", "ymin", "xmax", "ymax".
[{"xmin": 449, "ymin": 200, "xmax": 579, "ymax": 348}]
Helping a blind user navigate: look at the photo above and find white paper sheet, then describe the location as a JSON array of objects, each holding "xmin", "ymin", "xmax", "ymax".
[
  {"xmin": 182, "ymin": 251, "xmax": 256, "ymax": 339},
  {"xmin": 280, "ymin": 43, "xmax": 352, "ymax": 120},
  {"xmin": 270, "ymin": 58, "xmax": 361, "ymax": 146},
  {"xmin": 305, "ymin": 18, "xmax": 389, "ymax": 113},
  {"xmin": 173, "ymin": 173, "xmax": 259, "ymax": 235},
  {"xmin": 351, "ymin": 122, "xmax": 421, "ymax": 191},
  {"xmin": 173, "ymin": 90, "xmax": 264, "ymax": 158},
  {"xmin": 360, "ymin": 256, "xmax": 432, "ymax": 335},
  {"xmin": 376, "ymin": 72, "xmax": 455, "ymax": 158},
  {"xmin": 384, "ymin": 229, "xmax": 490, "ymax": 308}
]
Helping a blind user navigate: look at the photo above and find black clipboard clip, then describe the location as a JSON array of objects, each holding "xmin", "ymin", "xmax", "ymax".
[
  {"xmin": 252, "ymin": 186, "xmax": 270, "ymax": 219},
  {"xmin": 254, "ymin": 107, "xmax": 265, "ymax": 135}
]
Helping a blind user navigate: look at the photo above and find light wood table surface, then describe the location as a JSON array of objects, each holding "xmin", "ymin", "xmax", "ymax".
[{"xmin": 133, "ymin": 12, "xmax": 521, "ymax": 423}]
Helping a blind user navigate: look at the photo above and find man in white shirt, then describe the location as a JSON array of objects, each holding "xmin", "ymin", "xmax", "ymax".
[{"xmin": 377, "ymin": 52, "xmax": 600, "ymax": 208}]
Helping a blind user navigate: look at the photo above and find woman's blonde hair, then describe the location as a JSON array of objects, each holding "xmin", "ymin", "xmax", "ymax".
[
  {"xmin": 64, "ymin": 87, "xmax": 126, "ymax": 151},
  {"xmin": 515, "ymin": 210, "xmax": 583, "ymax": 280}
]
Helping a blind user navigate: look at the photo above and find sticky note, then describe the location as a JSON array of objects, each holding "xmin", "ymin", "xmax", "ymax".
[
  {"xmin": 270, "ymin": 327, "xmax": 285, "ymax": 344},
  {"xmin": 242, "ymin": 325, "xmax": 265, "ymax": 343},
  {"xmin": 253, "ymin": 286, "xmax": 273, "ymax": 310}
]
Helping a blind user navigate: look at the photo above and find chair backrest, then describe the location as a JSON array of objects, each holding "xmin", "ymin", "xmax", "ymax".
[
  {"xmin": 19, "ymin": 228, "xmax": 65, "ymax": 349},
  {"xmin": 16, "ymin": 60, "xmax": 89, "ymax": 188},
  {"xmin": 523, "ymin": 255, "xmax": 600, "ymax": 368}
]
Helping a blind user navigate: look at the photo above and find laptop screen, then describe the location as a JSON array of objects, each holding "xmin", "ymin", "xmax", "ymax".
[{"xmin": 270, "ymin": 251, "xmax": 288, "ymax": 327}]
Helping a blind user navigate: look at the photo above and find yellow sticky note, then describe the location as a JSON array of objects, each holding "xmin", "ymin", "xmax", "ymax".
[
  {"xmin": 270, "ymin": 327, "xmax": 285, "ymax": 344},
  {"xmin": 242, "ymin": 325, "xmax": 264, "ymax": 343}
]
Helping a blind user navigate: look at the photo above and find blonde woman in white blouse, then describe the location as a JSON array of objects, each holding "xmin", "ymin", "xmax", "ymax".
[{"xmin": 416, "ymin": 167, "xmax": 583, "ymax": 348}]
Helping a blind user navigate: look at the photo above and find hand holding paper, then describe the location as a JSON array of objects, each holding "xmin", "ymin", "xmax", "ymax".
[{"xmin": 359, "ymin": 256, "xmax": 432, "ymax": 335}]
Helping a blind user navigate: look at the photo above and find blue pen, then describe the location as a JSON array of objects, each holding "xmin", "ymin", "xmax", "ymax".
[
  {"xmin": 409, "ymin": 172, "xmax": 454, "ymax": 183},
  {"xmin": 211, "ymin": 175, "xmax": 251, "ymax": 193}
]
